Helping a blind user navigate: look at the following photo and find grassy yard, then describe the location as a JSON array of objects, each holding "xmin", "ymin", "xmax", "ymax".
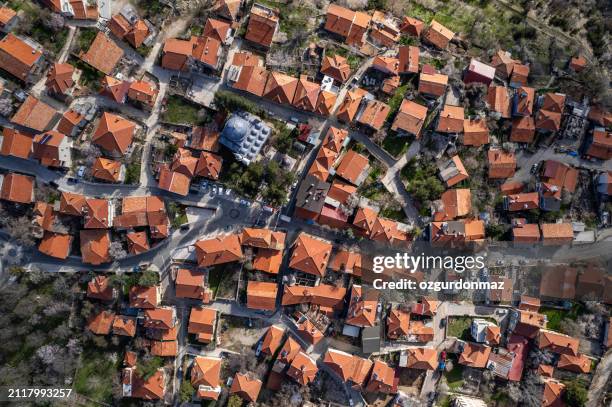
[
  {"xmin": 208, "ymin": 265, "xmax": 237, "ymax": 299},
  {"xmin": 162, "ymin": 95, "xmax": 203, "ymax": 125},
  {"xmin": 540, "ymin": 303, "xmax": 585, "ymax": 331},
  {"xmin": 73, "ymin": 350, "xmax": 116, "ymax": 403},
  {"xmin": 381, "ymin": 133, "xmax": 409, "ymax": 158},
  {"xmin": 447, "ymin": 316, "xmax": 472, "ymax": 339},
  {"xmin": 444, "ymin": 359, "xmax": 464, "ymax": 390}
]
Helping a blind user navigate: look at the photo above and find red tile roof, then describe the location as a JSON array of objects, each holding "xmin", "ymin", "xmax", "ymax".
[
  {"xmin": 263, "ymin": 71, "xmax": 298, "ymax": 105},
  {"xmin": 247, "ymin": 281, "xmax": 278, "ymax": 311},
  {"xmin": 11, "ymin": 95, "xmax": 57, "ymax": 132},
  {"xmin": 80, "ymin": 229, "xmax": 110, "ymax": 265},
  {"xmin": 287, "ymin": 351, "xmax": 318, "ymax": 386},
  {"xmin": 195, "ymin": 234, "xmax": 243, "ymax": 267},
  {"xmin": 488, "ymin": 149, "xmax": 516, "ymax": 178},
  {"xmin": 245, "ymin": 3, "xmax": 278, "ymax": 47},
  {"xmin": 45, "ymin": 63, "xmax": 74, "ymax": 94},
  {"xmin": 87, "ymin": 310, "xmax": 115, "ymax": 335},
  {"xmin": 38, "ymin": 232, "xmax": 72, "ymax": 259},
  {"xmin": 230, "ymin": 373, "xmax": 262, "ymax": 402},
  {"xmin": 80, "ymin": 32, "xmax": 124, "ymax": 75},
  {"xmin": 1, "ymin": 127, "xmax": 32, "ymax": 159},
  {"xmin": 365, "ymin": 359, "xmax": 395, "ymax": 394},
  {"xmin": 0, "ymin": 33, "xmax": 42, "ymax": 81},
  {"xmin": 0, "ymin": 172, "xmax": 34, "ymax": 203},
  {"xmin": 423, "ymin": 20, "xmax": 454, "ymax": 48},
  {"xmin": 93, "ymin": 112, "xmax": 135, "ymax": 155},
  {"xmin": 289, "ymin": 232, "xmax": 332, "ymax": 277},
  {"xmin": 321, "ymin": 54, "xmax": 351, "ymax": 83}
]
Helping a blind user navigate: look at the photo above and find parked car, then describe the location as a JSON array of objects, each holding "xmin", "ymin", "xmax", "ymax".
[
  {"xmin": 530, "ymin": 163, "xmax": 540, "ymax": 174},
  {"xmin": 77, "ymin": 166, "xmax": 85, "ymax": 177}
]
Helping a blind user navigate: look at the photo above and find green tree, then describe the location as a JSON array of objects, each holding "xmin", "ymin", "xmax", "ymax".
[
  {"xmin": 138, "ymin": 270, "xmax": 159, "ymax": 287},
  {"xmin": 562, "ymin": 378, "xmax": 588, "ymax": 407},
  {"xmin": 227, "ymin": 394, "xmax": 243, "ymax": 407},
  {"xmin": 137, "ymin": 356, "xmax": 164, "ymax": 380},
  {"xmin": 179, "ymin": 379, "xmax": 194, "ymax": 402}
]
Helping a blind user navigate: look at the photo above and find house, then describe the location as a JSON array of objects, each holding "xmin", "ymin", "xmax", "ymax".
[
  {"xmin": 282, "ymin": 284, "xmax": 347, "ymax": 314},
  {"xmin": 108, "ymin": 12, "xmax": 151, "ymax": 48},
  {"xmin": 487, "ymin": 86, "xmax": 511, "ymax": 119},
  {"xmin": 364, "ymin": 359, "xmax": 395, "ymax": 394},
  {"xmin": 535, "ymin": 93, "xmax": 565, "ymax": 132},
  {"xmin": 128, "ymin": 81, "xmax": 158, "ymax": 108},
  {"xmin": 356, "ymin": 99, "xmax": 390, "ymax": 131},
  {"xmin": 113, "ymin": 315, "xmax": 137, "ymax": 337},
  {"xmin": 320, "ymin": 54, "xmax": 350, "ymax": 83},
  {"xmin": 11, "ymin": 95, "xmax": 58, "ymax": 132},
  {"xmin": 370, "ymin": 11, "xmax": 400, "ymax": 47},
  {"xmin": 432, "ymin": 188, "xmax": 471, "ymax": 221},
  {"xmin": 194, "ymin": 234, "xmax": 243, "ymax": 267},
  {"xmin": 539, "ymin": 266, "xmax": 577, "ymax": 299},
  {"xmin": 58, "ymin": 109, "xmax": 87, "ymax": 137},
  {"xmin": 585, "ymin": 128, "xmax": 612, "ymax": 160},
  {"xmin": 537, "ymin": 329, "xmax": 579, "ymax": 355},
  {"xmin": 464, "ymin": 59, "xmax": 495, "ymax": 86},
  {"xmin": 0, "ymin": 128, "xmax": 32, "ymax": 159},
  {"xmin": 264, "ymin": 71, "xmax": 298, "ymax": 105},
  {"xmin": 276, "ymin": 336, "xmax": 302, "ymax": 367},
  {"xmin": 369, "ymin": 217, "xmax": 411, "ymax": 244},
  {"xmin": 87, "ymin": 275, "xmax": 115, "ymax": 301},
  {"xmin": 398, "ymin": 45, "xmax": 419, "ymax": 75},
  {"xmin": 191, "ymin": 357, "xmax": 222, "ymax": 400},
  {"xmin": 247, "ymin": 281, "xmax": 278, "ymax": 311},
  {"xmin": 327, "ymin": 179, "xmax": 357, "ymax": 206},
  {"xmin": 386, "ymin": 307, "xmax": 409, "ymax": 339},
  {"xmin": 512, "ymin": 86, "xmax": 535, "ymax": 116},
  {"xmin": 175, "ymin": 268, "xmax": 211, "ymax": 301},
  {"xmin": 316, "ymin": 91, "xmax": 338, "ymax": 116},
  {"xmin": 58, "ymin": 191, "xmax": 85, "ymax": 216},
  {"xmin": 129, "ymin": 285, "xmax": 161, "ymax": 309},
  {"xmin": 45, "ymin": 63, "xmax": 75, "ymax": 97},
  {"xmin": 93, "ymin": 112, "xmax": 136, "ymax": 157},
  {"xmin": 230, "ymin": 373, "xmax": 262, "ymax": 403},
  {"xmin": 588, "ymin": 105, "xmax": 612, "ymax": 127},
  {"xmin": 203, "ymin": 18, "xmax": 231, "ymax": 43},
  {"xmin": 213, "ymin": 0, "xmax": 242, "ymax": 21},
  {"xmin": 324, "ymin": 4, "xmax": 371, "ymax": 46},
  {"xmin": 80, "ymin": 32, "xmax": 124, "ymax": 75},
  {"xmin": 540, "ymin": 223, "xmax": 573, "ymax": 245},
  {"xmin": 418, "ymin": 72, "xmax": 448, "ymax": 97},
  {"xmin": 512, "ymin": 223, "xmax": 540, "ymax": 243},
  {"xmin": 294, "ymin": 174, "xmax": 330, "ymax": 220},
  {"xmin": 38, "ymin": 232, "xmax": 72, "ymax": 259},
  {"xmin": 437, "ymin": 105, "xmax": 464, "ymax": 133},
  {"xmin": 504, "ymin": 192, "xmax": 539, "ymax": 211},
  {"xmin": 192, "ymin": 36, "xmax": 223, "ymax": 71},
  {"xmin": 244, "ymin": 3, "xmax": 278, "ymax": 48},
  {"xmin": 91, "ymin": 157, "xmax": 123, "ymax": 182},
  {"xmin": 490, "ymin": 50, "xmax": 517, "ymax": 79},
  {"xmin": 540, "ymin": 160, "xmax": 578, "ymax": 201},
  {"xmin": 80, "ymin": 229, "xmax": 110, "ymax": 265},
  {"xmin": 463, "ymin": 117, "xmax": 489, "ymax": 146},
  {"xmin": 438, "ymin": 155, "xmax": 469, "ymax": 187},
  {"xmin": 289, "ymin": 232, "xmax": 332, "ymax": 277},
  {"xmin": 346, "ymin": 285, "xmax": 378, "ymax": 328},
  {"xmin": 0, "ymin": 173, "xmax": 34, "ymax": 203},
  {"xmin": 188, "ymin": 307, "xmax": 217, "ymax": 343},
  {"xmin": 403, "ymin": 348, "xmax": 437, "ymax": 370},
  {"xmin": 195, "ymin": 152, "xmax": 223, "ymax": 180},
  {"xmin": 161, "ymin": 37, "xmax": 193, "ymax": 71},
  {"xmin": 569, "ymin": 55, "xmax": 587, "ymax": 72},
  {"xmin": 430, "ymin": 219, "xmax": 485, "ymax": 243},
  {"xmin": 0, "ymin": 33, "xmax": 43, "ymax": 82},
  {"xmin": 510, "ymin": 116, "xmax": 535, "ymax": 143},
  {"xmin": 292, "ymin": 75, "xmax": 320, "ymax": 112},
  {"xmin": 488, "ymin": 149, "xmax": 516, "ymax": 179},
  {"xmin": 400, "ymin": 16, "xmax": 424, "ymax": 36},
  {"xmin": 231, "ymin": 65, "xmax": 269, "ymax": 96},
  {"xmin": 126, "ymin": 231, "xmax": 149, "ymax": 254},
  {"xmin": 0, "ymin": 7, "xmax": 17, "ymax": 32},
  {"xmin": 83, "ymin": 198, "xmax": 112, "ymax": 228},
  {"xmin": 170, "ymin": 148, "xmax": 198, "ymax": 178},
  {"xmin": 337, "ymin": 88, "xmax": 367, "ymax": 122},
  {"xmin": 323, "ymin": 348, "xmax": 373, "ymax": 388},
  {"xmin": 542, "ymin": 379, "xmax": 565, "ymax": 407},
  {"xmin": 87, "ymin": 310, "xmax": 115, "ymax": 335},
  {"xmin": 157, "ymin": 166, "xmax": 190, "ymax": 196},
  {"xmin": 423, "ymin": 20, "xmax": 454, "ymax": 49},
  {"xmin": 296, "ymin": 316, "xmax": 324, "ymax": 345},
  {"xmin": 459, "ymin": 342, "xmax": 491, "ymax": 368},
  {"xmin": 144, "ymin": 307, "xmax": 177, "ymax": 330},
  {"xmin": 471, "ymin": 319, "xmax": 500, "ymax": 345},
  {"xmin": 287, "ymin": 351, "xmax": 318, "ymax": 385},
  {"xmin": 372, "ymin": 56, "xmax": 399, "ymax": 76},
  {"xmin": 113, "ymin": 195, "xmax": 169, "ymax": 239},
  {"xmin": 122, "ymin": 366, "xmax": 166, "ymax": 399},
  {"xmin": 260, "ymin": 325, "xmax": 284, "ymax": 355},
  {"xmin": 335, "ymin": 150, "xmax": 369, "ymax": 186},
  {"xmin": 510, "ymin": 64, "xmax": 529, "ymax": 87},
  {"xmin": 557, "ymin": 353, "xmax": 591, "ymax": 373}
]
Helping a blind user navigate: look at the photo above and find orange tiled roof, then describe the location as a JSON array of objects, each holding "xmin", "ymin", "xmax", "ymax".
[
  {"xmin": 87, "ymin": 275, "xmax": 115, "ymax": 301},
  {"xmin": 510, "ymin": 116, "xmax": 536, "ymax": 143},
  {"xmin": 387, "ymin": 307, "xmax": 409, "ymax": 339},
  {"xmin": 297, "ymin": 317, "xmax": 324, "ymax": 345},
  {"xmin": 242, "ymin": 227, "xmax": 286, "ymax": 250},
  {"xmin": 538, "ymin": 364, "xmax": 554, "ymax": 378},
  {"xmin": 233, "ymin": 65, "xmax": 269, "ymax": 96},
  {"xmin": 127, "ymin": 231, "xmax": 149, "ymax": 254},
  {"xmin": 192, "ymin": 35, "xmax": 222, "ymax": 69},
  {"xmin": 0, "ymin": 7, "xmax": 16, "ymax": 26},
  {"xmin": 112, "ymin": 315, "xmax": 137, "ymax": 337},
  {"xmin": 144, "ymin": 307, "xmax": 176, "ymax": 330},
  {"xmin": 433, "ymin": 188, "xmax": 471, "ymax": 221},
  {"xmin": 437, "ymin": 105, "xmax": 464, "ymax": 133},
  {"xmin": 87, "ymin": 310, "xmax": 115, "ymax": 335},
  {"xmin": 195, "ymin": 152, "xmax": 222, "ymax": 180},
  {"xmin": 83, "ymin": 198, "xmax": 109, "ymax": 229},
  {"xmin": 336, "ymin": 150, "xmax": 369, "ymax": 186},
  {"xmin": 32, "ymin": 130, "xmax": 67, "ymax": 167},
  {"xmin": 277, "ymin": 336, "xmax": 302, "ymax": 365},
  {"xmin": 188, "ymin": 306, "xmax": 217, "ymax": 342},
  {"xmin": 398, "ymin": 45, "xmax": 420, "ymax": 74},
  {"xmin": 487, "ymin": 86, "xmax": 511, "ymax": 118},
  {"xmin": 231, "ymin": 51, "xmax": 261, "ymax": 67},
  {"xmin": 195, "ymin": 234, "xmax": 243, "ymax": 267},
  {"xmin": 0, "ymin": 33, "xmax": 42, "ymax": 81},
  {"xmin": 512, "ymin": 223, "xmax": 540, "ymax": 242},
  {"xmin": 203, "ymin": 17, "xmax": 230, "ymax": 42},
  {"xmin": 372, "ymin": 55, "xmax": 399, "ymax": 75},
  {"xmin": 1, "ymin": 127, "xmax": 32, "ymax": 159},
  {"xmin": 406, "ymin": 348, "xmax": 437, "ymax": 370},
  {"xmin": 263, "ymin": 71, "xmax": 298, "ymax": 104},
  {"xmin": 45, "ymin": 63, "xmax": 74, "ymax": 94},
  {"xmin": 230, "ymin": 373, "xmax": 262, "ymax": 402},
  {"xmin": 365, "ymin": 359, "xmax": 395, "ymax": 394},
  {"xmin": 125, "ymin": 20, "xmax": 150, "ymax": 48},
  {"xmin": 357, "ymin": 99, "xmax": 390, "ymax": 130},
  {"xmin": 540, "ymin": 223, "xmax": 573, "ymax": 245},
  {"xmin": 93, "ymin": 112, "xmax": 135, "ymax": 155},
  {"xmin": 38, "ymin": 231, "xmax": 71, "ymax": 259},
  {"xmin": 418, "ymin": 72, "xmax": 448, "ymax": 97},
  {"xmin": 176, "ymin": 268, "xmax": 207, "ymax": 300},
  {"xmin": 161, "ymin": 37, "xmax": 193, "ymax": 70},
  {"xmin": 59, "ymin": 191, "xmax": 85, "ymax": 216},
  {"xmin": 587, "ymin": 128, "xmax": 612, "ymax": 160},
  {"xmin": 11, "ymin": 95, "xmax": 57, "ymax": 132},
  {"xmin": 92, "ymin": 157, "xmax": 123, "ymax": 182},
  {"xmin": 151, "ymin": 340, "xmax": 178, "ymax": 357},
  {"xmin": 400, "ymin": 16, "xmax": 424, "ymax": 36},
  {"xmin": 157, "ymin": 166, "xmax": 190, "ymax": 196},
  {"xmin": 463, "ymin": 117, "xmax": 489, "ymax": 146},
  {"xmin": 261, "ymin": 324, "xmax": 284, "ymax": 355},
  {"xmin": 0, "ymin": 172, "xmax": 34, "ymax": 203},
  {"xmin": 459, "ymin": 342, "xmax": 491, "ymax": 368},
  {"xmin": 128, "ymin": 81, "xmax": 158, "ymax": 106},
  {"xmin": 191, "ymin": 356, "xmax": 221, "ymax": 400},
  {"xmin": 282, "ymin": 284, "xmax": 347, "ymax": 312},
  {"xmin": 315, "ymin": 90, "xmax": 337, "ymax": 116},
  {"xmin": 245, "ymin": 3, "xmax": 278, "ymax": 47},
  {"xmin": 170, "ymin": 148, "xmax": 198, "ymax": 178},
  {"xmin": 289, "ymin": 232, "xmax": 332, "ymax": 277},
  {"xmin": 391, "ymin": 99, "xmax": 427, "ymax": 137},
  {"xmin": 292, "ymin": 75, "xmax": 321, "ymax": 112},
  {"xmin": 515, "ymin": 86, "xmax": 534, "ymax": 116},
  {"xmin": 369, "ymin": 216, "xmax": 410, "ymax": 244},
  {"xmin": 337, "ymin": 87, "xmax": 366, "ymax": 123},
  {"xmin": 423, "ymin": 20, "xmax": 454, "ymax": 49},
  {"xmin": 542, "ymin": 378, "xmax": 564, "ymax": 407},
  {"xmin": 321, "ymin": 54, "xmax": 351, "ymax": 83},
  {"xmin": 287, "ymin": 351, "xmax": 318, "ymax": 386},
  {"xmin": 557, "ymin": 353, "xmax": 590, "ymax": 373},
  {"xmin": 538, "ymin": 329, "xmax": 579, "ymax": 355},
  {"xmin": 323, "ymin": 348, "xmax": 373, "ymax": 386},
  {"xmin": 353, "ymin": 206, "xmax": 378, "ymax": 235},
  {"xmin": 247, "ymin": 281, "xmax": 278, "ymax": 311},
  {"xmin": 129, "ymin": 285, "xmax": 160, "ymax": 309},
  {"xmin": 346, "ymin": 285, "xmax": 378, "ymax": 327},
  {"xmin": 488, "ymin": 149, "xmax": 516, "ymax": 179},
  {"xmin": 80, "ymin": 32, "xmax": 124, "ymax": 75}
]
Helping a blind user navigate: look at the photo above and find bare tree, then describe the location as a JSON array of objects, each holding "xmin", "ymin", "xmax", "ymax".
[
  {"xmin": 5, "ymin": 216, "xmax": 38, "ymax": 247},
  {"xmin": 43, "ymin": 12, "xmax": 65, "ymax": 32},
  {"xmin": 109, "ymin": 241, "xmax": 128, "ymax": 260},
  {"xmin": 0, "ymin": 98, "xmax": 14, "ymax": 117}
]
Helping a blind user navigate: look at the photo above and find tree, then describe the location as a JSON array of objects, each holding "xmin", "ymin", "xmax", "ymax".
[
  {"xmin": 559, "ymin": 318, "xmax": 581, "ymax": 336},
  {"xmin": 0, "ymin": 98, "xmax": 13, "ymax": 116},
  {"xmin": 43, "ymin": 12, "xmax": 65, "ymax": 32},
  {"xmin": 5, "ymin": 216, "xmax": 37, "ymax": 248},
  {"xmin": 109, "ymin": 241, "xmax": 128, "ymax": 260},
  {"xmin": 227, "ymin": 394, "xmax": 243, "ymax": 407},
  {"xmin": 563, "ymin": 378, "xmax": 588, "ymax": 407},
  {"xmin": 137, "ymin": 356, "xmax": 164, "ymax": 380},
  {"xmin": 138, "ymin": 270, "xmax": 159, "ymax": 287},
  {"xmin": 179, "ymin": 379, "xmax": 194, "ymax": 402}
]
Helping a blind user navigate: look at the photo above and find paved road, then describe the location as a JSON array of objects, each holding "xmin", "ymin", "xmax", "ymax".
[{"xmin": 586, "ymin": 348, "xmax": 612, "ymax": 407}]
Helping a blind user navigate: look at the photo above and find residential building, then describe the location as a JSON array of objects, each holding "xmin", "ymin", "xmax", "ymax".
[
  {"xmin": 0, "ymin": 33, "xmax": 43, "ymax": 83},
  {"xmin": 423, "ymin": 20, "xmax": 454, "ymax": 49},
  {"xmin": 244, "ymin": 3, "xmax": 278, "ymax": 48}
]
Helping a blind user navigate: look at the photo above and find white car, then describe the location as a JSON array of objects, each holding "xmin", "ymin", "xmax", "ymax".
[
  {"xmin": 225, "ymin": 188, "xmax": 232, "ymax": 196},
  {"xmin": 77, "ymin": 166, "xmax": 85, "ymax": 177}
]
